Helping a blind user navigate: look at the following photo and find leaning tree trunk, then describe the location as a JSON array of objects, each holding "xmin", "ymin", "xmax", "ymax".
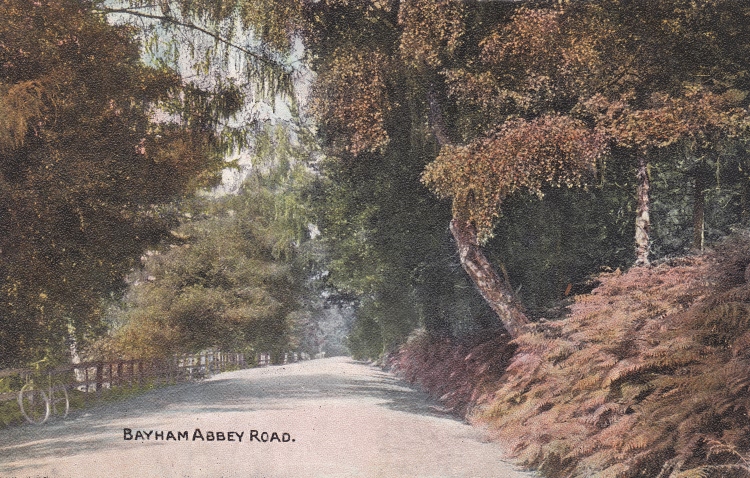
[
  {"xmin": 427, "ymin": 86, "xmax": 530, "ymax": 339},
  {"xmin": 449, "ymin": 218, "xmax": 530, "ymax": 338},
  {"xmin": 634, "ymin": 149, "xmax": 651, "ymax": 266}
]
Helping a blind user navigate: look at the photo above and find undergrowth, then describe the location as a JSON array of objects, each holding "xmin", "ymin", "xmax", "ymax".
[
  {"xmin": 394, "ymin": 233, "xmax": 750, "ymax": 478},
  {"xmin": 389, "ymin": 329, "xmax": 516, "ymax": 416}
]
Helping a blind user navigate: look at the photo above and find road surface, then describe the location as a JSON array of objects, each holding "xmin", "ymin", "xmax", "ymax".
[{"xmin": 0, "ymin": 357, "xmax": 535, "ymax": 478}]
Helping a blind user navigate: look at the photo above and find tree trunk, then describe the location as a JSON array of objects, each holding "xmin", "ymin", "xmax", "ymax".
[
  {"xmin": 634, "ymin": 149, "xmax": 651, "ymax": 266},
  {"xmin": 692, "ymin": 170, "xmax": 705, "ymax": 252},
  {"xmin": 742, "ymin": 178, "xmax": 750, "ymax": 225},
  {"xmin": 427, "ymin": 86, "xmax": 530, "ymax": 339},
  {"xmin": 449, "ymin": 218, "xmax": 530, "ymax": 338}
]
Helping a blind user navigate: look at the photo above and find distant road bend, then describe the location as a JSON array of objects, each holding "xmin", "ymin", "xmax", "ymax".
[{"xmin": 0, "ymin": 357, "xmax": 536, "ymax": 478}]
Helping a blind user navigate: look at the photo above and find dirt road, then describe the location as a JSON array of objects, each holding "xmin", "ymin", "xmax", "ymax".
[{"xmin": 0, "ymin": 357, "xmax": 535, "ymax": 478}]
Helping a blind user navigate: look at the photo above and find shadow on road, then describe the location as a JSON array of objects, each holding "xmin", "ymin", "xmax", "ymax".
[{"xmin": 0, "ymin": 357, "xmax": 461, "ymax": 472}]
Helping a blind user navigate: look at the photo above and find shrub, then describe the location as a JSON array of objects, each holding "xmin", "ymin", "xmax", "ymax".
[
  {"xmin": 390, "ymin": 328, "xmax": 516, "ymax": 416},
  {"xmin": 476, "ymin": 233, "xmax": 750, "ymax": 477}
]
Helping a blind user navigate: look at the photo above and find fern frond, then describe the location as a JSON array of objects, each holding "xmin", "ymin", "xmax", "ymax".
[
  {"xmin": 473, "ymin": 235, "xmax": 750, "ymax": 477},
  {"xmin": 671, "ymin": 466, "xmax": 712, "ymax": 478},
  {"xmin": 623, "ymin": 434, "xmax": 655, "ymax": 452},
  {"xmin": 573, "ymin": 373, "xmax": 603, "ymax": 392},
  {"xmin": 0, "ymin": 80, "xmax": 44, "ymax": 151},
  {"xmin": 595, "ymin": 462, "xmax": 630, "ymax": 478},
  {"xmin": 673, "ymin": 464, "xmax": 750, "ymax": 478}
]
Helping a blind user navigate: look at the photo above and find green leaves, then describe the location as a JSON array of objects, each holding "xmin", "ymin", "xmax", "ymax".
[
  {"xmin": 111, "ymin": 184, "xmax": 305, "ymax": 358},
  {"xmin": 107, "ymin": 123, "xmax": 318, "ymax": 359},
  {"xmin": 100, "ymin": 0, "xmax": 298, "ymax": 102}
]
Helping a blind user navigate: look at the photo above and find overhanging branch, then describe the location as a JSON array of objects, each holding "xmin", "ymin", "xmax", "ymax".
[
  {"xmin": 426, "ymin": 85, "xmax": 530, "ymax": 338},
  {"xmin": 95, "ymin": 7, "xmax": 292, "ymax": 74}
]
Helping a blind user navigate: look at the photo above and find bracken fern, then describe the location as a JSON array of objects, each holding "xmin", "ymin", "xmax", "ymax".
[
  {"xmin": 391, "ymin": 234, "xmax": 750, "ymax": 477},
  {"xmin": 476, "ymin": 233, "xmax": 750, "ymax": 477}
]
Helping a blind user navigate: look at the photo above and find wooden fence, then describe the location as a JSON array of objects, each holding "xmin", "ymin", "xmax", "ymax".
[{"xmin": 0, "ymin": 349, "xmax": 273, "ymax": 408}]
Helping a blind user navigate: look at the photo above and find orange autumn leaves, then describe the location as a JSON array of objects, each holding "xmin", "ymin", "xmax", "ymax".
[
  {"xmin": 423, "ymin": 115, "xmax": 607, "ymax": 241},
  {"xmin": 312, "ymin": 47, "xmax": 394, "ymax": 156},
  {"xmin": 423, "ymin": 88, "xmax": 750, "ymax": 242},
  {"xmin": 309, "ymin": 1, "xmax": 750, "ymax": 243},
  {"xmin": 311, "ymin": 0, "xmax": 466, "ymax": 156},
  {"xmin": 586, "ymin": 89, "xmax": 749, "ymax": 151},
  {"xmin": 398, "ymin": 0, "xmax": 464, "ymax": 69}
]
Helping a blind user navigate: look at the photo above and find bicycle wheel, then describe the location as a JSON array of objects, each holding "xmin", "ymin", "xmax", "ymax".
[
  {"xmin": 50, "ymin": 385, "xmax": 69, "ymax": 419},
  {"xmin": 18, "ymin": 384, "xmax": 50, "ymax": 425}
]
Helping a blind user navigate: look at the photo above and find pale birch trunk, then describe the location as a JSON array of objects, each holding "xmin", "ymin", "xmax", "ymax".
[
  {"xmin": 449, "ymin": 218, "xmax": 530, "ymax": 338},
  {"xmin": 634, "ymin": 149, "xmax": 651, "ymax": 266}
]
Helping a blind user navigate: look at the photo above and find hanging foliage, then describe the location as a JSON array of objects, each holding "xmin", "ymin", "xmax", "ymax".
[
  {"xmin": 423, "ymin": 115, "xmax": 608, "ymax": 241},
  {"xmin": 311, "ymin": 47, "xmax": 396, "ymax": 156},
  {"xmin": 586, "ymin": 88, "xmax": 749, "ymax": 151}
]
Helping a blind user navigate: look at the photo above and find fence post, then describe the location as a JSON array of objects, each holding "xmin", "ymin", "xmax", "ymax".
[
  {"xmin": 172, "ymin": 356, "xmax": 178, "ymax": 384},
  {"xmin": 84, "ymin": 366, "xmax": 89, "ymax": 405},
  {"xmin": 95, "ymin": 362, "xmax": 103, "ymax": 399}
]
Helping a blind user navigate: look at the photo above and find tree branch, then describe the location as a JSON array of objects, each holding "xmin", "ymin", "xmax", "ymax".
[{"xmin": 95, "ymin": 7, "xmax": 292, "ymax": 73}]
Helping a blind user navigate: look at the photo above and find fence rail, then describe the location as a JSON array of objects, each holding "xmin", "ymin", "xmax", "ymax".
[{"xmin": 0, "ymin": 349, "xmax": 280, "ymax": 411}]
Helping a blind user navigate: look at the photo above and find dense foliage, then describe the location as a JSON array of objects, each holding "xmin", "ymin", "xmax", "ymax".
[
  {"xmin": 390, "ymin": 329, "xmax": 515, "ymax": 417},
  {"xmin": 49, "ymin": 0, "xmax": 750, "ymax": 364},
  {"xmin": 0, "ymin": 0, "xmax": 237, "ymax": 367},
  {"xmin": 310, "ymin": 135, "xmax": 498, "ymax": 357},
  {"xmin": 479, "ymin": 234, "xmax": 750, "ymax": 477},
  {"xmin": 300, "ymin": 0, "xmax": 750, "ymax": 348},
  {"xmin": 99, "ymin": 126, "xmax": 318, "ymax": 362},
  {"xmin": 5, "ymin": 0, "xmax": 750, "ymax": 475},
  {"xmin": 283, "ymin": 2, "xmax": 750, "ymax": 475},
  {"xmin": 393, "ymin": 234, "xmax": 750, "ymax": 477}
]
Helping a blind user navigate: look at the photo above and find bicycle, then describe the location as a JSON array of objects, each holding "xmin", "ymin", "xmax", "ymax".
[{"xmin": 17, "ymin": 358, "xmax": 70, "ymax": 425}]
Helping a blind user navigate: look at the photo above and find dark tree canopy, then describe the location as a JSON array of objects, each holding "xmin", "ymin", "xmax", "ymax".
[
  {"xmin": 0, "ymin": 0, "xmax": 236, "ymax": 366},
  {"xmin": 282, "ymin": 0, "xmax": 750, "ymax": 343},
  {"xmin": 5, "ymin": 0, "xmax": 750, "ymax": 364}
]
